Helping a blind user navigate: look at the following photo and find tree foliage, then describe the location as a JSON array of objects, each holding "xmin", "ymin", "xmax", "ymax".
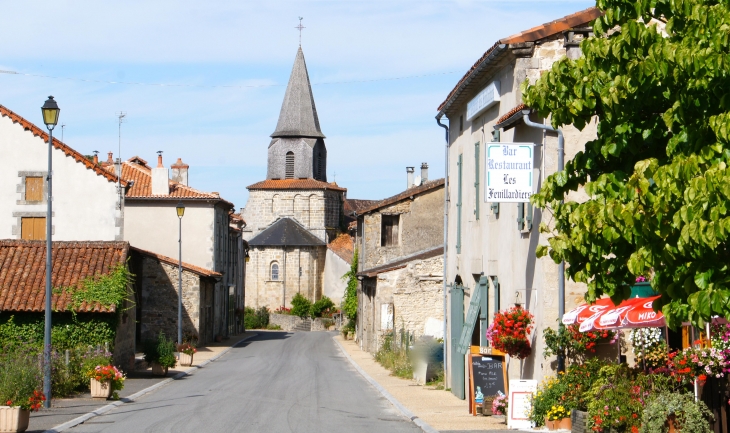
[
  {"xmin": 342, "ymin": 249, "xmax": 359, "ymax": 320},
  {"xmin": 524, "ymin": 0, "xmax": 730, "ymax": 328}
]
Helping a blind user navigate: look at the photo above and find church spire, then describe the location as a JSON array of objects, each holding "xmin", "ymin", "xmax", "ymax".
[{"xmin": 271, "ymin": 47, "xmax": 326, "ymax": 139}]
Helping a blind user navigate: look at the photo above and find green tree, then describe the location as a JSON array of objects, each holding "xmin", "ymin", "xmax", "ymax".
[
  {"xmin": 525, "ymin": 0, "xmax": 730, "ymax": 328},
  {"xmin": 341, "ymin": 249, "xmax": 358, "ymax": 320},
  {"xmin": 290, "ymin": 293, "xmax": 312, "ymax": 319}
]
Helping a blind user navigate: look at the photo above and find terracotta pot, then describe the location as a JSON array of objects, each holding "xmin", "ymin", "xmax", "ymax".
[
  {"xmin": 90, "ymin": 378, "xmax": 112, "ymax": 399},
  {"xmin": 151, "ymin": 362, "xmax": 168, "ymax": 376},
  {"xmin": 544, "ymin": 417, "xmax": 556, "ymax": 430},
  {"xmin": 557, "ymin": 417, "xmax": 572, "ymax": 430},
  {"xmin": 667, "ymin": 414, "xmax": 677, "ymax": 433},
  {"xmin": 0, "ymin": 406, "xmax": 30, "ymax": 433},
  {"xmin": 179, "ymin": 352, "xmax": 194, "ymax": 367}
]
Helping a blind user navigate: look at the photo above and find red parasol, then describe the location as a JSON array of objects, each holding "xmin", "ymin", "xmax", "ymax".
[
  {"xmin": 579, "ymin": 295, "xmax": 665, "ymax": 331},
  {"xmin": 562, "ymin": 297, "xmax": 616, "ymax": 326},
  {"xmin": 620, "ymin": 295, "xmax": 664, "ymax": 328}
]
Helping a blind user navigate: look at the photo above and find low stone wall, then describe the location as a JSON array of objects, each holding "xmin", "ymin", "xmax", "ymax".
[
  {"xmin": 270, "ymin": 313, "xmax": 304, "ymax": 331},
  {"xmin": 312, "ymin": 317, "xmax": 335, "ymax": 331}
]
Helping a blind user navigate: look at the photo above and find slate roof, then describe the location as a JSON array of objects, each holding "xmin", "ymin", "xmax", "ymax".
[
  {"xmin": 358, "ymin": 246, "xmax": 444, "ymax": 278},
  {"xmin": 0, "ymin": 105, "xmax": 126, "ymax": 186},
  {"xmin": 247, "ymin": 178, "xmax": 347, "ymax": 192},
  {"xmin": 357, "ymin": 179, "xmax": 445, "ymax": 215},
  {"xmin": 107, "ymin": 159, "xmax": 233, "ymax": 204},
  {"xmin": 271, "ymin": 47, "xmax": 326, "ymax": 139},
  {"xmin": 328, "ymin": 233, "xmax": 354, "ymax": 264},
  {"xmin": 436, "ymin": 7, "xmax": 601, "ymax": 115},
  {"xmin": 248, "ymin": 217, "xmax": 326, "ymax": 247},
  {"xmin": 0, "ymin": 240, "xmax": 129, "ymax": 313},
  {"xmin": 130, "ymin": 247, "xmax": 221, "ymax": 278}
]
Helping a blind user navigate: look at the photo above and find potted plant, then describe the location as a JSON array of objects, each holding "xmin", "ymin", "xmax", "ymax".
[
  {"xmin": 0, "ymin": 348, "xmax": 45, "ymax": 433},
  {"xmin": 177, "ymin": 342, "xmax": 197, "ymax": 367},
  {"xmin": 546, "ymin": 405, "xmax": 571, "ymax": 430},
  {"xmin": 144, "ymin": 333, "xmax": 177, "ymax": 376},
  {"xmin": 486, "ymin": 306, "xmax": 534, "ymax": 359},
  {"xmin": 87, "ymin": 365, "xmax": 125, "ymax": 399},
  {"xmin": 492, "ymin": 394, "xmax": 508, "ymax": 421},
  {"xmin": 641, "ymin": 392, "xmax": 713, "ymax": 433},
  {"xmin": 543, "ymin": 323, "xmax": 617, "ymax": 361}
]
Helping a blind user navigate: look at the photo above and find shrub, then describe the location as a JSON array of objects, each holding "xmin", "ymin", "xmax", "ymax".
[
  {"xmin": 0, "ymin": 344, "xmax": 43, "ymax": 410},
  {"xmin": 0, "ymin": 312, "xmax": 117, "ymax": 351},
  {"xmin": 374, "ymin": 331, "xmax": 413, "ymax": 379},
  {"xmin": 244, "ymin": 306, "xmax": 271, "ymax": 329},
  {"xmin": 641, "ymin": 392, "xmax": 714, "ymax": 433},
  {"xmin": 266, "ymin": 324, "xmax": 282, "ymax": 330},
  {"xmin": 291, "ymin": 293, "xmax": 312, "ymax": 318},
  {"xmin": 310, "ymin": 296, "xmax": 335, "ymax": 318},
  {"xmin": 143, "ymin": 333, "xmax": 177, "ymax": 368},
  {"xmin": 341, "ymin": 249, "xmax": 358, "ymax": 320}
]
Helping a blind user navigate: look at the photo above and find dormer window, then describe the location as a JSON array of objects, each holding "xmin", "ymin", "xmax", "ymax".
[{"xmin": 285, "ymin": 152, "xmax": 294, "ymax": 179}]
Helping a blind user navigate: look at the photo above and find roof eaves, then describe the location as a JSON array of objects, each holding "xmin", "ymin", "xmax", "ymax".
[
  {"xmin": 494, "ymin": 105, "xmax": 531, "ymax": 131},
  {"xmin": 358, "ymin": 178, "xmax": 445, "ymax": 215},
  {"xmin": 130, "ymin": 247, "xmax": 222, "ymax": 278},
  {"xmin": 358, "ymin": 246, "xmax": 444, "ymax": 277}
]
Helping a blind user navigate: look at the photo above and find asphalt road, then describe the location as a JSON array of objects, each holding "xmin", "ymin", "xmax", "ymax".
[{"xmin": 67, "ymin": 331, "xmax": 422, "ymax": 433}]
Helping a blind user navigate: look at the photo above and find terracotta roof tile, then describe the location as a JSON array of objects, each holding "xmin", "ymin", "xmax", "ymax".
[
  {"xmin": 358, "ymin": 178, "xmax": 445, "ymax": 215},
  {"xmin": 497, "ymin": 104, "xmax": 528, "ymax": 124},
  {"xmin": 130, "ymin": 247, "xmax": 221, "ymax": 278},
  {"xmin": 0, "ymin": 105, "xmax": 126, "ymax": 186},
  {"xmin": 0, "ymin": 240, "xmax": 129, "ymax": 313},
  {"xmin": 247, "ymin": 178, "xmax": 347, "ymax": 192},
  {"xmin": 328, "ymin": 233, "xmax": 354, "ymax": 264},
  {"xmin": 437, "ymin": 7, "xmax": 601, "ymax": 113},
  {"xmin": 344, "ymin": 199, "xmax": 380, "ymax": 217}
]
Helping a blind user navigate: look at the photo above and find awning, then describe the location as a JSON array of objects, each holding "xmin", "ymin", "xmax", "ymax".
[
  {"xmin": 562, "ymin": 297, "xmax": 616, "ymax": 326},
  {"xmin": 576, "ymin": 295, "xmax": 665, "ymax": 331}
]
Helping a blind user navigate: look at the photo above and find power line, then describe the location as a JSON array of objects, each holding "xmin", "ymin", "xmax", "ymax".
[{"xmin": 0, "ymin": 68, "xmax": 460, "ymax": 89}]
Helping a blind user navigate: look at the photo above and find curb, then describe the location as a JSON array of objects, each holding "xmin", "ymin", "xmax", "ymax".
[
  {"xmin": 43, "ymin": 333, "xmax": 259, "ymax": 433},
  {"xmin": 332, "ymin": 337, "xmax": 440, "ymax": 433}
]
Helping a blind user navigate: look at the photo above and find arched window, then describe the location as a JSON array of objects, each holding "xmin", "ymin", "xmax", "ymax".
[
  {"xmin": 271, "ymin": 262, "xmax": 279, "ymax": 280},
  {"xmin": 285, "ymin": 152, "xmax": 294, "ymax": 179}
]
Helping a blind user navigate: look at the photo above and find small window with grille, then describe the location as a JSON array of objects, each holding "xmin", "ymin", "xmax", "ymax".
[{"xmin": 285, "ymin": 152, "xmax": 294, "ymax": 179}]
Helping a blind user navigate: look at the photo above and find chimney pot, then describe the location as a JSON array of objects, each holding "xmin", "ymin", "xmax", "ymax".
[
  {"xmin": 421, "ymin": 162, "xmax": 428, "ymax": 183},
  {"xmin": 171, "ymin": 157, "xmax": 189, "ymax": 186},
  {"xmin": 407, "ymin": 167, "xmax": 415, "ymax": 189},
  {"xmin": 152, "ymin": 152, "xmax": 170, "ymax": 195},
  {"xmin": 157, "ymin": 152, "xmax": 164, "ymax": 168},
  {"xmin": 107, "ymin": 152, "xmax": 113, "ymax": 164},
  {"xmin": 93, "ymin": 153, "xmax": 99, "ymax": 165}
]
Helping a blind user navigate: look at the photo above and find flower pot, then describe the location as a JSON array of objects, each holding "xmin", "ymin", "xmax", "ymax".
[
  {"xmin": 151, "ymin": 362, "xmax": 168, "ymax": 376},
  {"xmin": 0, "ymin": 406, "xmax": 30, "ymax": 433},
  {"xmin": 557, "ymin": 417, "xmax": 572, "ymax": 430},
  {"xmin": 544, "ymin": 417, "xmax": 556, "ymax": 430},
  {"xmin": 179, "ymin": 352, "xmax": 194, "ymax": 367},
  {"xmin": 90, "ymin": 378, "xmax": 112, "ymax": 399},
  {"xmin": 667, "ymin": 415, "xmax": 678, "ymax": 433}
]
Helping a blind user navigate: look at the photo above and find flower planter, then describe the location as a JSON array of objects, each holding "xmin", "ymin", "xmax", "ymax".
[
  {"xmin": 0, "ymin": 406, "xmax": 30, "ymax": 433},
  {"xmin": 151, "ymin": 362, "xmax": 168, "ymax": 376},
  {"xmin": 545, "ymin": 417, "xmax": 556, "ymax": 430},
  {"xmin": 179, "ymin": 352, "xmax": 194, "ymax": 367},
  {"xmin": 557, "ymin": 417, "xmax": 572, "ymax": 430},
  {"xmin": 90, "ymin": 378, "xmax": 112, "ymax": 399},
  {"xmin": 571, "ymin": 409, "xmax": 589, "ymax": 433}
]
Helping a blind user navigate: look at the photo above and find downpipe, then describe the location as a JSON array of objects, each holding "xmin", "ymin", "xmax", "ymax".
[{"xmin": 436, "ymin": 116, "xmax": 449, "ymax": 380}]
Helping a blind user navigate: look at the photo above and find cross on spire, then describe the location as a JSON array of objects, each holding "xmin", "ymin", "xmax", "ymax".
[{"xmin": 296, "ymin": 17, "xmax": 305, "ymax": 46}]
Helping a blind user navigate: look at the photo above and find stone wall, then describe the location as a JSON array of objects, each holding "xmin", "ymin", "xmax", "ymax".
[
  {"xmin": 245, "ymin": 245, "xmax": 326, "ymax": 309},
  {"xmin": 112, "ymin": 283, "xmax": 137, "ymax": 370},
  {"xmin": 269, "ymin": 314, "xmax": 334, "ymax": 331},
  {"xmin": 243, "ymin": 189, "xmax": 329, "ymax": 241}
]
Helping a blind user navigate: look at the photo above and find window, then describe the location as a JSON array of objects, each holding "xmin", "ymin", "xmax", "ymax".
[
  {"xmin": 285, "ymin": 152, "xmax": 294, "ymax": 179},
  {"xmin": 25, "ymin": 177, "xmax": 43, "ymax": 202},
  {"xmin": 381, "ymin": 214, "xmax": 399, "ymax": 246},
  {"xmin": 456, "ymin": 153, "xmax": 463, "ymax": 253},
  {"xmin": 271, "ymin": 263, "xmax": 279, "ymax": 280},
  {"xmin": 21, "ymin": 217, "xmax": 45, "ymax": 240}
]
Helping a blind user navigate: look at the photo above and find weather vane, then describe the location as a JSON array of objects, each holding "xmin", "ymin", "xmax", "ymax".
[{"xmin": 296, "ymin": 17, "xmax": 305, "ymax": 46}]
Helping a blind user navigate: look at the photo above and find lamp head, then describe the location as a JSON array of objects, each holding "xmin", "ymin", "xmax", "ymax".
[
  {"xmin": 176, "ymin": 201, "xmax": 185, "ymax": 218},
  {"xmin": 41, "ymin": 96, "xmax": 60, "ymax": 128}
]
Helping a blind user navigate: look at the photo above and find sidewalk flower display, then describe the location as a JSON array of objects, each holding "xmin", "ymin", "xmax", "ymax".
[
  {"xmin": 492, "ymin": 394, "xmax": 508, "ymax": 416},
  {"xmin": 177, "ymin": 342, "xmax": 197, "ymax": 366},
  {"xmin": 143, "ymin": 333, "xmax": 177, "ymax": 376},
  {"xmin": 87, "ymin": 365, "xmax": 125, "ymax": 399},
  {"xmin": 668, "ymin": 346, "xmax": 727, "ymax": 385},
  {"xmin": 630, "ymin": 328, "xmax": 668, "ymax": 369},
  {"xmin": 486, "ymin": 306, "xmax": 534, "ymax": 359},
  {"xmin": 543, "ymin": 323, "xmax": 617, "ymax": 361}
]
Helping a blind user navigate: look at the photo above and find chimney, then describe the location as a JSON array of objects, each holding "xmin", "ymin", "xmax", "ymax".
[
  {"xmin": 421, "ymin": 162, "xmax": 428, "ymax": 183},
  {"xmin": 171, "ymin": 158, "xmax": 189, "ymax": 186},
  {"xmin": 152, "ymin": 151, "xmax": 170, "ymax": 195},
  {"xmin": 406, "ymin": 167, "xmax": 414, "ymax": 189},
  {"xmin": 107, "ymin": 151, "xmax": 114, "ymax": 164},
  {"xmin": 92, "ymin": 151, "xmax": 99, "ymax": 165}
]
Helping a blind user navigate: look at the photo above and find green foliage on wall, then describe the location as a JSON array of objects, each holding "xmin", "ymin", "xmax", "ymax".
[
  {"xmin": 524, "ymin": 0, "xmax": 730, "ymax": 328},
  {"xmin": 0, "ymin": 312, "xmax": 117, "ymax": 351},
  {"xmin": 291, "ymin": 293, "xmax": 312, "ymax": 318},
  {"xmin": 341, "ymin": 249, "xmax": 358, "ymax": 320},
  {"xmin": 54, "ymin": 263, "xmax": 134, "ymax": 312}
]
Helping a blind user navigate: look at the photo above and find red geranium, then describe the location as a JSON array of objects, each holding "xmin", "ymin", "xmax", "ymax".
[{"xmin": 486, "ymin": 306, "xmax": 534, "ymax": 359}]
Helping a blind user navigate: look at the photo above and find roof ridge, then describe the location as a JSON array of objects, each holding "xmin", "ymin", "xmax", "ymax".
[
  {"xmin": 358, "ymin": 178, "xmax": 445, "ymax": 215},
  {"xmin": 0, "ymin": 104, "xmax": 127, "ymax": 186},
  {"xmin": 130, "ymin": 246, "xmax": 221, "ymax": 278}
]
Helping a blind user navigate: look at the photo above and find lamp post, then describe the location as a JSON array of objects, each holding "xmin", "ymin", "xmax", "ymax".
[
  {"xmin": 41, "ymin": 96, "xmax": 60, "ymax": 408},
  {"xmin": 176, "ymin": 201, "xmax": 185, "ymax": 345}
]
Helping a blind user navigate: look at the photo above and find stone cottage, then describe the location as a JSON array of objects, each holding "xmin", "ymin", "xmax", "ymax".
[{"xmin": 354, "ymin": 172, "xmax": 445, "ymax": 353}]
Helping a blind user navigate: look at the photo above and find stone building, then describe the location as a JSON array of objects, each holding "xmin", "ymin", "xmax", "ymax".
[
  {"xmin": 242, "ymin": 47, "xmax": 350, "ymax": 309},
  {"xmin": 354, "ymin": 174, "xmax": 445, "ymax": 353},
  {"xmin": 435, "ymin": 7, "xmax": 601, "ymax": 399}
]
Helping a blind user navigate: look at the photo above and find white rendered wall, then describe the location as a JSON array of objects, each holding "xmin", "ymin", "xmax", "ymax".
[
  {"xmin": 0, "ymin": 115, "xmax": 120, "ymax": 241},
  {"xmin": 323, "ymin": 249, "xmax": 349, "ymax": 305},
  {"xmin": 124, "ymin": 202, "xmax": 215, "ymax": 270}
]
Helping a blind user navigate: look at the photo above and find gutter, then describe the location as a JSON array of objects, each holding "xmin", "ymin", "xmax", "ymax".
[{"xmin": 436, "ymin": 116, "xmax": 449, "ymax": 382}]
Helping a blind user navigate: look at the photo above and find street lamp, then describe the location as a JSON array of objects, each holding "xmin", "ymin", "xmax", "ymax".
[
  {"xmin": 41, "ymin": 96, "xmax": 60, "ymax": 408},
  {"xmin": 176, "ymin": 201, "xmax": 185, "ymax": 346}
]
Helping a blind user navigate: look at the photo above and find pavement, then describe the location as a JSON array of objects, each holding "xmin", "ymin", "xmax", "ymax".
[
  {"xmin": 27, "ymin": 332, "xmax": 258, "ymax": 433},
  {"xmin": 55, "ymin": 331, "xmax": 421, "ymax": 433},
  {"xmin": 333, "ymin": 335, "xmax": 528, "ymax": 433}
]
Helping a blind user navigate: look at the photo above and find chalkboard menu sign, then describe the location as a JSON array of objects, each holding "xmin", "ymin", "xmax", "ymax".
[{"xmin": 468, "ymin": 347, "xmax": 507, "ymax": 416}]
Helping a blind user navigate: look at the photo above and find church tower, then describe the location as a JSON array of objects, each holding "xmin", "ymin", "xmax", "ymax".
[{"xmin": 267, "ymin": 47, "xmax": 327, "ymax": 182}]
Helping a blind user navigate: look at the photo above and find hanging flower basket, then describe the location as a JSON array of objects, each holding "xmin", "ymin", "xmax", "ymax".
[{"xmin": 486, "ymin": 306, "xmax": 534, "ymax": 359}]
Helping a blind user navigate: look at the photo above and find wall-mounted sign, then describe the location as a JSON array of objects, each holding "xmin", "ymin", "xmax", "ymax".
[
  {"xmin": 485, "ymin": 143, "xmax": 534, "ymax": 203},
  {"xmin": 466, "ymin": 81, "xmax": 501, "ymax": 121}
]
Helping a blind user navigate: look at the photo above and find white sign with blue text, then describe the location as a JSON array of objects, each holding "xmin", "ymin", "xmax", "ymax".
[{"xmin": 485, "ymin": 143, "xmax": 535, "ymax": 203}]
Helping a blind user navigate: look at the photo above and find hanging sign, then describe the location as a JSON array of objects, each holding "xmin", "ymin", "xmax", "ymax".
[
  {"xmin": 507, "ymin": 379, "xmax": 537, "ymax": 430},
  {"xmin": 467, "ymin": 81, "xmax": 501, "ymax": 121},
  {"xmin": 485, "ymin": 143, "xmax": 535, "ymax": 203}
]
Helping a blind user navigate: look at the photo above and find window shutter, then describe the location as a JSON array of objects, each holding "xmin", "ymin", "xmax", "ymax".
[
  {"xmin": 285, "ymin": 152, "xmax": 295, "ymax": 179},
  {"xmin": 25, "ymin": 177, "xmax": 43, "ymax": 202},
  {"xmin": 21, "ymin": 217, "xmax": 46, "ymax": 240},
  {"xmin": 390, "ymin": 216, "xmax": 399, "ymax": 245}
]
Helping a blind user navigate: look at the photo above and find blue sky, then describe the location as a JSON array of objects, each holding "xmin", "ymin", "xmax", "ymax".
[{"xmin": 0, "ymin": 0, "xmax": 594, "ymax": 209}]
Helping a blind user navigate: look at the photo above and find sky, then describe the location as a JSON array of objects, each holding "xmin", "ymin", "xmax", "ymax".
[{"xmin": 0, "ymin": 0, "xmax": 594, "ymax": 209}]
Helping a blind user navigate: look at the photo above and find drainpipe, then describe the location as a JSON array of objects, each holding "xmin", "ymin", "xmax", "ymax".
[
  {"xmin": 436, "ymin": 115, "xmax": 449, "ymax": 378},
  {"xmin": 520, "ymin": 110, "xmax": 565, "ymax": 372}
]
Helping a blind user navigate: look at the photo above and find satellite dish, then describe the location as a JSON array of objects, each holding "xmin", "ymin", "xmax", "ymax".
[{"xmin": 413, "ymin": 175, "xmax": 422, "ymax": 187}]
